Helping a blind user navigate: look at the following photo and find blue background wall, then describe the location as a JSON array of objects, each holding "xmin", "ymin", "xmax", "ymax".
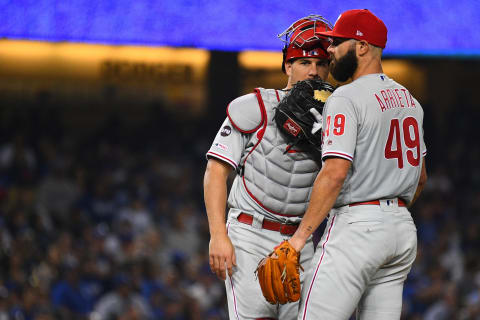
[{"xmin": 1, "ymin": 0, "xmax": 479, "ymax": 56}]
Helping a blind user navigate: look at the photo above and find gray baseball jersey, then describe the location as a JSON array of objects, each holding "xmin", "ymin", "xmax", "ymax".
[
  {"xmin": 299, "ymin": 73, "xmax": 426, "ymax": 320},
  {"xmin": 207, "ymin": 89, "xmax": 320, "ymax": 221},
  {"xmin": 321, "ymin": 73, "xmax": 426, "ymax": 206},
  {"xmin": 206, "ymin": 88, "xmax": 319, "ymax": 319}
]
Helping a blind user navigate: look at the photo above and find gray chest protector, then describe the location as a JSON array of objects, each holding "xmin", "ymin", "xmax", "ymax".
[{"xmin": 230, "ymin": 88, "xmax": 320, "ymax": 217}]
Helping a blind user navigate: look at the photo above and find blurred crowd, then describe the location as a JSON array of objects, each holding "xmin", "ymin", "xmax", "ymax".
[
  {"xmin": 0, "ymin": 101, "xmax": 479, "ymax": 320},
  {"xmin": 0, "ymin": 107, "xmax": 223, "ymax": 320}
]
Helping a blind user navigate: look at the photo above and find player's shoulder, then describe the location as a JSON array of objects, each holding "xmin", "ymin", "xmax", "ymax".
[
  {"xmin": 333, "ymin": 79, "xmax": 363, "ymax": 95},
  {"xmin": 258, "ymin": 88, "xmax": 283, "ymax": 99},
  {"xmin": 323, "ymin": 84, "xmax": 359, "ymax": 116},
  {"xmin": 330, "ymin": 84, "xmax": 351, "ymax": 96},
  {"xmin": 227, "ymin": 92, "xmax": 264, "ymax": 133},
  {"xmin": 327, "ymin": 83, "xmax": 357, "ymax": 106}
]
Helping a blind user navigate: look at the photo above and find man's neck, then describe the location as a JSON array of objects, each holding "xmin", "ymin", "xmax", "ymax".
[{"xmin": 352, "ymin": 58, "xmax": 383, "ymax": 81}]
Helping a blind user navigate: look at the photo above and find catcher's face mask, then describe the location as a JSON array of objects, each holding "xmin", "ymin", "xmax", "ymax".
[{"xmin": 279, "ymin": 15, "xmax": 333, "ymax": 72}]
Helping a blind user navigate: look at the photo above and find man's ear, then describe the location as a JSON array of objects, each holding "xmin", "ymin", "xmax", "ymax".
[
  {"xmin": 285, "ymin": 61, "xmax": 293, "ymax": 76},
  {"xmin": 356, "ymin": 40, "xmax": 369, "ymax": 56}
]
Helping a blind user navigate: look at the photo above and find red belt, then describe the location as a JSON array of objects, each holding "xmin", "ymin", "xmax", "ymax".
[
  {"xmin": 237, "ymin": 213, "xmax": 299, "ymax": 236},
  {"xmin": 349, "ymin": 199, "xmax": 406, "ymax": 207}
]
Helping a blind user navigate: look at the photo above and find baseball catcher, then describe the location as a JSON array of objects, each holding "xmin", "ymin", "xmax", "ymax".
[
  {"xmin": 204, "ymin": 13, "xmax": 334, "ymax": 320},
  {"xmin": 275, "ymin": 79, "xmax": 335, "ymax": 159}
]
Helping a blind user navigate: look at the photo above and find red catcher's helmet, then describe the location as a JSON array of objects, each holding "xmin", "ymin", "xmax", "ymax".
[{"xmin": 278, "ymin": 15, "xmax": 333, "ymax": 73}]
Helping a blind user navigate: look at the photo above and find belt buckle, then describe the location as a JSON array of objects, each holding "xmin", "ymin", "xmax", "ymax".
[{"xmin": 279, "ymin": 221, "xmax": 297, "ymax": 236}]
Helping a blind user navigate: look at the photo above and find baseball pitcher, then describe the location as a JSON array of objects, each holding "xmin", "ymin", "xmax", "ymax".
[{"xmin": 282, "ymin": 9, "xmax": 428, "ymax": 320}]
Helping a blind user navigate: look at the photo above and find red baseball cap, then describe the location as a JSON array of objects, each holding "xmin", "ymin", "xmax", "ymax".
[{"xmin": 317, "ymin": 9, "xmax": 387, "ymax": 48}]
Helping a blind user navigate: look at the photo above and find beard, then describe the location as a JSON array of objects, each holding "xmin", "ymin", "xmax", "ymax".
[{"xmin": 330, "ymin": 47, "xmax": 358, "ymax": 82}]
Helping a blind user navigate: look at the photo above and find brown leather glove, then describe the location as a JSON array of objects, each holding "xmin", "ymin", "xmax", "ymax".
[{"xmin": 255, "ymin": 240, "xmax": 303, "ymax": 304}]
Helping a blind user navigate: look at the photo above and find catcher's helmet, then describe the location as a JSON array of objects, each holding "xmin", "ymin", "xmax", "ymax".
[{"xmin": 279, "ymin": 15, "xmax": 333, "ymax": 73}]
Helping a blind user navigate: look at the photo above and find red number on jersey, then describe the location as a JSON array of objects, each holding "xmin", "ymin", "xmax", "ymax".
[
  {"xmin": 324, "ymin": 114, "xmax": 345, "ymax": 137},
  {"xmin": 404, "ymin": 117, "xmax": 420, "ymax": 166},
  {"xmin": 333, "ymin": 114, "xmax": 345, "ymax": 136},
  {"xmin": 324, "ymin": 115, "xmax": 331, "ymax": 137},
  {"xmin": 384, "ymin": 117, "xmax": 421, "ymax": 168},
  {"xmin": 385, "ymin": 119, "xmax": 403, "ymax": 168}
]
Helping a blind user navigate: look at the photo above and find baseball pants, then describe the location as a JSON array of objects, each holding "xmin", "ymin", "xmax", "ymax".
[
  {"xmin": 299, "ymin": 200, "xmax": 417, "ymax": 320},
  {"xmin": 225, "ymin": 209, "xmax": 315, "ymax": 320}
]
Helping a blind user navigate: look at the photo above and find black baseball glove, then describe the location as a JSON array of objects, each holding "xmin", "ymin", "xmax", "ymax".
[{"xmin": 274, "ymin": 79, "xmax": 335, "ymax": 159}]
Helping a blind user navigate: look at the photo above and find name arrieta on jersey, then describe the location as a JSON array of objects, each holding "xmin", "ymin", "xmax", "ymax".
[{"xmin": 374, "ymin": 87, "xmax": 417, "ymax": 112}]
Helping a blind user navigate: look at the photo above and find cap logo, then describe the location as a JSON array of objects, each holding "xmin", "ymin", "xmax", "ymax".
[
  {"xmin": 356, "ymin": 30, "xmax": 364, "ymax": 36},
  {"xmin": 303, "ymin": 49, "xmax": 319, "ymax": 56}
]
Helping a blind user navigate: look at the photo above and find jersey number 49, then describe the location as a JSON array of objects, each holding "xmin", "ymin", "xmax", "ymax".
[{"xmin": 384, "ymin": 117, "xmax": 420, "ymax": 169}]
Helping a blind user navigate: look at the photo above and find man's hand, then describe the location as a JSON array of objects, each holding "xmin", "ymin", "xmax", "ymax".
[{"xmin": 209, "ymin": 233, "xmax": 237, "ymax": 280}]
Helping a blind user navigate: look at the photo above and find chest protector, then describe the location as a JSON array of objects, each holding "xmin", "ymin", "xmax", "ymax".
[{"xmin": 233, "ymin": 88, "xmax": 320, "ymax": 217}]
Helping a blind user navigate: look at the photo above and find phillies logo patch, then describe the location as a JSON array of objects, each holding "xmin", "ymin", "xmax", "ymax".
[
  {"xmin": 220, "ymin": 125, "xmax": 231, "ymax": 136},
  {"xmin": 283, "ymin": 119, "xmax": 301, "ymax": 137}
]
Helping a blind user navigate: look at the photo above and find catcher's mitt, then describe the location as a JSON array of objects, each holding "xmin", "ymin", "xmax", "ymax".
[
  {"xmin": 275, "ymin": 79, "xmax": 335, "ymax": 157},
  {"xmin": 255, "ymin": 240, "xmax": 303, "ymax": 304}
]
